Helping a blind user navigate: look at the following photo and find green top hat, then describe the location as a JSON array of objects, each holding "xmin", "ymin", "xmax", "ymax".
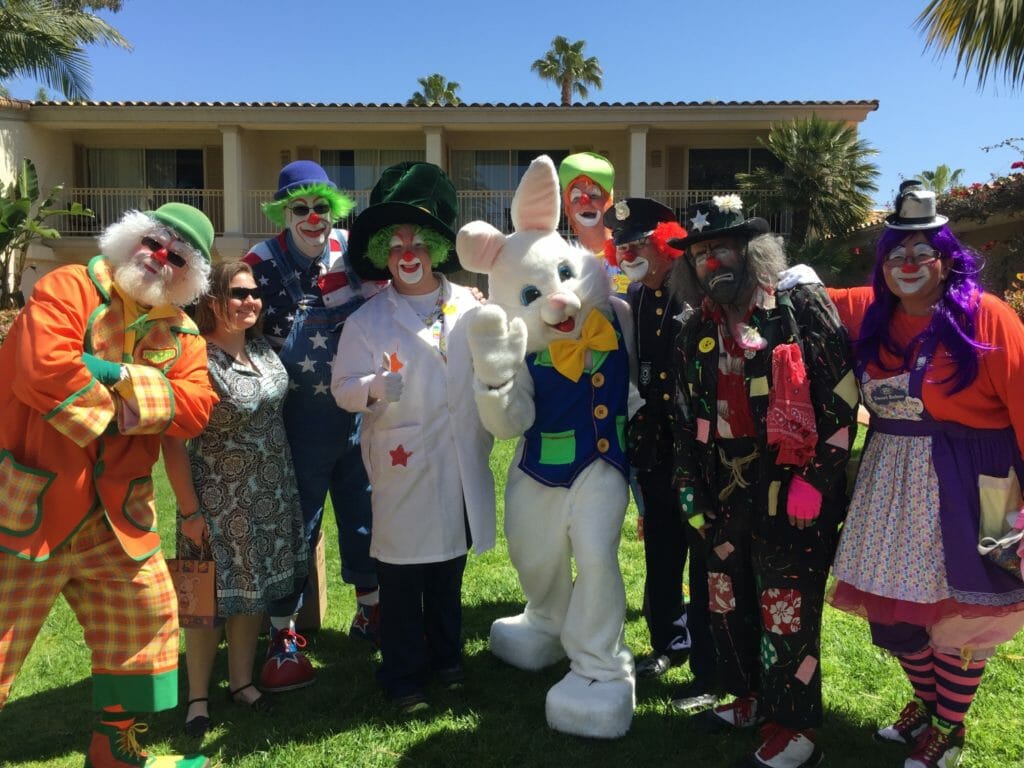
[{"xmin": 348, "ymin": 162, "xmax": 459, "ymax": 281}]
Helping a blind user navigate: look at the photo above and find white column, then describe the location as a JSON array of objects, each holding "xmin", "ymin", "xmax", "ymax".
[
  {"xmin": 424, "ymin": 126, "xmax": 444, "ymax": 169},
  {"xmin": 628, "ymin": 126, "xmax": 648, "ymax": 197},
  {"xmin": 221, "ymin": 125, "xmax": 243, "ymax": 237}
]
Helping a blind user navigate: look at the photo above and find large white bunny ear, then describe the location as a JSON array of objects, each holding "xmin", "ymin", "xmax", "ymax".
[
  {"xmin": 456, "ymin": 220, "xmax": 506, "ymax": 274},
  {"xmin": 510, "ymin": 155, "xmax": 560, "ymax": 234}
]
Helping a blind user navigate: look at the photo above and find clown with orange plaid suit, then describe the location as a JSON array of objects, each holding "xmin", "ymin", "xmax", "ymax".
[{"xmin": 0, "ymin": 203, "xmax": 218, "ymax": 768}]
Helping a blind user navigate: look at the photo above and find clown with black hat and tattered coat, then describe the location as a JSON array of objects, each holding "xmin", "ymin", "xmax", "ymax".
[
  {"xmin": 669, "ymin": 195, "xmax": 857, "ymax": 768},
  {"xmin": 0, "ymin": 203, "xmax": 218, "ymax": 768},
  {"xmin": 331, "ymin": 162, "xmax": 496, "ymax": 713}
]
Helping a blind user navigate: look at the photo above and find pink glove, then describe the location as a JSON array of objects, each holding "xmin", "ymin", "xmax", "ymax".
[{"xmin": 787, "ymin": 476, "xmax": 822, "ymax": 521}]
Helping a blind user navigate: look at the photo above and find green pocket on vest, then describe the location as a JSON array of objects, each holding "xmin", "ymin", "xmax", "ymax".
[
  {"xmin": 540, "ymin": 430, "xmax": 576, "ymax": 465},
  {"xmin": 616, "ymin": 415, "xmax": 626, "ymax": 453}
]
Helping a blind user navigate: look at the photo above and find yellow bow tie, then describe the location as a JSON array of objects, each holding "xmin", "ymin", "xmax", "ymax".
[{"xmin": 548, "ymin": 310, "xmax": 619, "ymax": 382}]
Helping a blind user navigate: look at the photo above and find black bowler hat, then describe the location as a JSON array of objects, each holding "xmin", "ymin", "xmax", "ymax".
[
  {"xmin": 348, "ymin": 162, "xmax": 460, "ymax": 280},
  {"xmin": 602, "ymin": 197, "xmax": 677, "ymax": 245},
  {"xmin": 668, "ymin": 195, "xmax": 770, "ymax": 250}
]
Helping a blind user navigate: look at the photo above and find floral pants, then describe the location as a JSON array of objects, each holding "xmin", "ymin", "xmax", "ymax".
[{"xmin": 703, "ymin": 447, "xmax": 841, "ymax": 729}]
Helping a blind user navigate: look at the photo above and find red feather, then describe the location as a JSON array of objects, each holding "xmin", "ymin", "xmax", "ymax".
[{"xmin": 650, "ymin": 221, "xmax": 688, "ymax": 259}]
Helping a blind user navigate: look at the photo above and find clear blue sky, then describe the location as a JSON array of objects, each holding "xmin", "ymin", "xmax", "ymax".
[{"xmin": 5, "ymin": 0, "xmax": 1023, "ymax": 206}]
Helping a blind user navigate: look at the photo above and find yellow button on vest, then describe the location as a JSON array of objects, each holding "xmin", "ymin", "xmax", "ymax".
[
  {"xmin": 659, "ymin": 371, "xmax": 668, "ymax": 380},
  {"xmin": 594, "ymin": 404, "xmax": 608, "ymax": 419},
  {"xmin": 592, "ymin": 372, "xmax": 605, "ymax": 387},
  {"xmin": 662, "ymin": 393, "xmax": 671, "ymax": 401},
  {"xmin": 655, "ymin": 289, "xmax": 663, "ymax": 298},
  {"xmin": 656, "ymin": 307, "xmax": 664, "ymax": 316},
  {"xmin": 597, "ymin": 438, "xmax": 610, "ymax": 453}
]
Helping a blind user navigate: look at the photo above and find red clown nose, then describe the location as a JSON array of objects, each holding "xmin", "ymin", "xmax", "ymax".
[
  {"xmin": 402, "ymin": 250, "xmax": 416, "ymax": 261},
  {"xmin": 151, "ymin": 247, "xmax": 170, "ymax": 265},
  {"xmin": 900, "ymin": 262, "xmax": 919, "ymax": 274},
  {"xmin": 579, "ymin": 193, "xmax": 591, "ymax": 205},
  {"xmin": 307, "ymin": 212, "xmax": 320, "ymax": 224},
  {"xmin": 705, "ymin": 256, "xmax": 721, "ymax": 271}
]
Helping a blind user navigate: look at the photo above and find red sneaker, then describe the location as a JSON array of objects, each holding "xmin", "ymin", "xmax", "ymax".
[
  {"xmin": 752, "ymin": 723, "xmax": 823, "ymax": 768},
  {"xmin": 259, "ymin": 627, "xmax": 315, "ymax": 692},
  {"xmin": 905, "ymin": 724, "xmax": 965, "ymax": 768},
  {"xmin": 876, "ymin": 700, "xmax": 931, "ymax": 745}
]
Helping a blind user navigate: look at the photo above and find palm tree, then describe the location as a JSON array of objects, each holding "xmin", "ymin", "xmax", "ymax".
[
  {"xmin": 407, "ymin": 74, "xmax": 461, "ymax": 107},
  {"xmin": 917, "ymin": 0, "xmax": 1024, "ymax": 89},
  {"xmin": 736, "ymin": 114, "xmax": 879, "ymax": 247},
  {"xmin": 916, "ymin": 163, "xmax": 965, "ymax": 194},
  {"xmin": 530, "ymin": 35, "xmax": 602, "ymax": 106},
  {"xmin": 0, "ymin": 0, "xmax": 130, "ymax": 101}
]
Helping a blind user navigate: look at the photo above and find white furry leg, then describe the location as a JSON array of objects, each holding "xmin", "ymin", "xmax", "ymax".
[
  {"xmin": 545, "ymin": 670, "xmax": 635, "ymax": 739},
  {"xmin": 489, "ymin": 613, "xmax": 566, "ymax": 670}
]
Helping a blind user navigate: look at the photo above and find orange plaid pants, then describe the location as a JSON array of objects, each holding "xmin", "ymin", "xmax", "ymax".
[{"xmin": 0, "ymin": 512, "xmax": 179, "ymax": 711}]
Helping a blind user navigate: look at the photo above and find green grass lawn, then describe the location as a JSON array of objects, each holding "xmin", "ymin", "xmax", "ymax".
[{"xmin": 4, "ymin": 439, "xmax": 1023, "ymax": 767}]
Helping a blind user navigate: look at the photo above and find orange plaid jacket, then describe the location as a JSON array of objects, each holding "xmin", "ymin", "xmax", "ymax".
[{"xmin": 0, "ymin": 256, "xmax": 218, "ymax": 562}]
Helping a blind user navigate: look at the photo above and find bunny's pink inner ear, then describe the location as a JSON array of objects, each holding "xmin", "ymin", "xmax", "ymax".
[
  {"xmin": 510, "ymin": 155, "xmax": 561, "ymax": 234},
  {"xmin": 456, "ymin": 221, "xmax": 505, "ymax": 273}
]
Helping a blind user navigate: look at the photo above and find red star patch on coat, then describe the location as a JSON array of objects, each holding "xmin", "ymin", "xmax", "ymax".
[{"xmin": 390, "ymin": 444, "xmax": 412, "ymax": 466}]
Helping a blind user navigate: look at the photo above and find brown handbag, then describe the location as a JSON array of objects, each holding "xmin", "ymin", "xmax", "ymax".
[{"xmin": 167, "ymin": 558, "xmax": 217, "ymax": 627}]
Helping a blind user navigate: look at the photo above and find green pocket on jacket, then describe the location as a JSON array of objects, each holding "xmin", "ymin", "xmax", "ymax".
[{"xmin": 540, "ymin": 430, "xmax": 576, "ymax": 465}]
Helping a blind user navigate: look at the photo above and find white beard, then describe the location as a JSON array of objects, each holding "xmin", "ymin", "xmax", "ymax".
[{"xmin": 113, "ymin": 258, "xmax": 208, "ymax": 308}]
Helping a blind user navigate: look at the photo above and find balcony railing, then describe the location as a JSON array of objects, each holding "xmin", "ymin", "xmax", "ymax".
[
  {"xmin": 54, "ymin": 188, "xmax": 789, "ymax": 240},
  {"xmin": 55, "ymin": 188, "xmax": 225, "ymax": 236}
]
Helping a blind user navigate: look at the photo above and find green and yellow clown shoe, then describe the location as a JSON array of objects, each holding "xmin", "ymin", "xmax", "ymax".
[{"xmin": 85, "ymin": 718, "xmax": 210, "ymax": 768}]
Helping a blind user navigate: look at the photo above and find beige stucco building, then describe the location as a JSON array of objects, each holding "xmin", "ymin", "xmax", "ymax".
[{"xmin": 1, "ymin": 97, "xmax": 877, "ymax": 292}]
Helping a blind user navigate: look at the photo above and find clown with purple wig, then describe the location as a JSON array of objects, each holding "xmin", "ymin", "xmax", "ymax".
[{"xmin": 824, "ymin": 181, "xmax": 1024, "ymax": 768}]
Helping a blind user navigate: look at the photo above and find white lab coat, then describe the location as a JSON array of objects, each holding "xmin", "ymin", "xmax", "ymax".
[{"xmin": 331, "ymin": 276, "xmax": 496, "ymax": 564}]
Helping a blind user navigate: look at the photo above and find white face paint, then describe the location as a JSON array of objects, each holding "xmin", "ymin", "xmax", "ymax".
[
  {"xmin": 387, "ymin": 225, "xmax": 437, "ymax": 294},
  {"xmin": 620, "ymin": 257, "xmax": 650, "ymax": 282},
  {"xmin": 889, "ymin": 264, "xmax": 930, "ymax": 295},
  {"xmin": 285, "ymin": 195, "xmax": 333, "ymax": 257}
]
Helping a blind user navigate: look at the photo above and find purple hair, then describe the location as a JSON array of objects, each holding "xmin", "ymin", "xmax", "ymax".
[{"xmin": 855, "ymin": 225, "xmax": 987, "ymax": 394}]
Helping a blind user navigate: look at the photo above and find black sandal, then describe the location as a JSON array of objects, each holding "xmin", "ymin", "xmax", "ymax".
[
  {"xmin": 184, "ymin": 697, "xmax": 210, "ymax": 738},
  {"xmin": 227, "ymin": 683, "xmax": 274, "ymax": 713}
]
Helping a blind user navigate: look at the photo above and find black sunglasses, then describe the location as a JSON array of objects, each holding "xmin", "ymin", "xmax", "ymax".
[
  {"xmin": 141, "ymin": 236, "xmax": 188, "ymax": 268},
  {"xmin": 289, "ymin": 203, "xmax": 331, "ymax": 217},
  {"xmin": 229, "ymin": 287, "xmax": 262, "ymax": 301}
]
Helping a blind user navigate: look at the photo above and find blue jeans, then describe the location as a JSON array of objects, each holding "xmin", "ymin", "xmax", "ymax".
[{"xmin": 268, "ymin": 397, "xmax": 376, "ymax": 618}]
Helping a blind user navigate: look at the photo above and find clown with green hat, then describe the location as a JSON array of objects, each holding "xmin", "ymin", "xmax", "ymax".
[
  {"xmin": 332, "ymin": 162, "xmax": 496, "ymax": 714},
  {"xmin": 0, "ymin": 202, "xmax": 219, "ymax": 768}
]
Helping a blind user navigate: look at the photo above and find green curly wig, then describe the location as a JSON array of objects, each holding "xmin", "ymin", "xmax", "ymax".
[
  {"xmin": 365, "ymin": 224, "xmax": 453, "ymax": 271},
  {"xmin": 262, "ymin": 183, "xmax": 355, "ymax": 228}
]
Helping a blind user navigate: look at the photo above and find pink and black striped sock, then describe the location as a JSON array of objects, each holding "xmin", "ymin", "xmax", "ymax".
[
  {"xmin": 897, "ymin": 648, "xmax": 936, "ymax": 707},
  {"xmin": 933, "ymin": 650, "xmax": 986, "ymax": 727}
]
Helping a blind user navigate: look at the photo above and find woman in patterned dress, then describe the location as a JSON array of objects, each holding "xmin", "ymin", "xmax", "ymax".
[
  {"xmin": 163, "ymin": 261, "xmax": 308, "ymax": 739},
  {"xmin": 824, "ymin": 182, "xmax": 1024, "ymax": 768}
]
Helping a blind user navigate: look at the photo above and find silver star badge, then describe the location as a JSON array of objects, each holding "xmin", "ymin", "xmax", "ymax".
[
  {"xmin": 615, "ymin": 200, "xmax": 630, "ymax": 221},
  {"xmin": 690, "ymin": 209, "xmax": 710, "ymax": 232}
]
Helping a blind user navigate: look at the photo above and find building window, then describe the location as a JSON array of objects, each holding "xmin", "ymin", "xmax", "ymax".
[
  {"xmin": 450, "ymin": 149, "xmax": 569, "ymax": 190},
  {"xmin": 687, "ymin": 148, "xmax": 782, "ymax": 190},
  {"xmin": 85, "ymin": 148, "xmax": 204, "ymax": 188},
  {"xmin": 320, "ymin": 149, "xmax": 426, "ymax": 190}
]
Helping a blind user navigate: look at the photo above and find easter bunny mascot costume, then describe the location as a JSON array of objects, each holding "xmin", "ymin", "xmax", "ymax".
[{"xmin": 457, "ymin": 156, "xmax": 639, "ymax": 738}]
